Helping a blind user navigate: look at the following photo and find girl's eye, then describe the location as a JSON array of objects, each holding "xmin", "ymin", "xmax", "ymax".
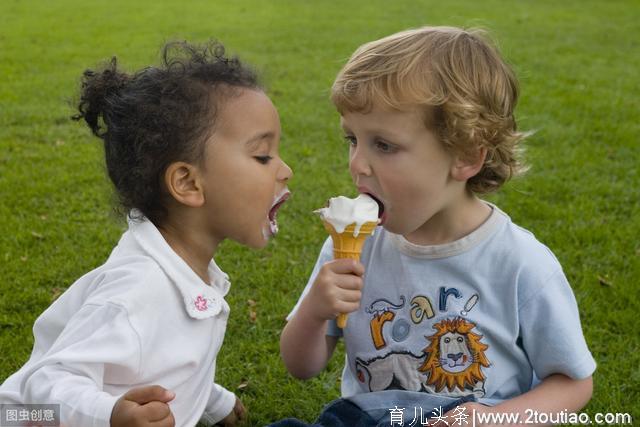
[
  {"xmin": 254, "ymin": 156, "xmax": 273, "ymax": 164},
  {"xmin": 344, "ymin": 135, "xmax": 357, "ymax": 146}
]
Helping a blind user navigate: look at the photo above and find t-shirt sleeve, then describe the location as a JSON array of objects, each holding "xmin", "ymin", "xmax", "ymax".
[
  {"xmin": 518, "ymin": 268, "xmax": 596, "ymax": 380},
  {"xmin": 286, "ymin": 237, "xmax": 343, "ymax": 337}
]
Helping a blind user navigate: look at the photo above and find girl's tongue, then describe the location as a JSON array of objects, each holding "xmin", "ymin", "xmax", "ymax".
[{"xmin": 268, "ymin": 191, "xmax": 290, "ymax": 235}]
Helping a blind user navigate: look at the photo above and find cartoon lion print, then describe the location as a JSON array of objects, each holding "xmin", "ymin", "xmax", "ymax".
[{"xmin": 418, "ymin": 317, "xmax": 490, "ymax": 395}]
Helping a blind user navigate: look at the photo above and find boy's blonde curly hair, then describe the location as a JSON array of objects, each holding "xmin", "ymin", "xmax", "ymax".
[{"xmin": 331, "ymin": 26, "xmax": 527, "ymax": 194}]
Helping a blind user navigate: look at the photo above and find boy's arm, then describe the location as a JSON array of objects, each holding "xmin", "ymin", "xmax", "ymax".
[
  {"xmin": 452, "ymin": 374, "xmax": 592, "ymax": 426},
  {"xmin": 280, "ymin": 300, "xmax": 339, "ymax": 379},
  {"xmin": 281, "ymin": 258, "xmax": 364, "ymax": 379},
  {"xmin": 495, "ymin": 374, "xmax": 593, "ymax": 415}
]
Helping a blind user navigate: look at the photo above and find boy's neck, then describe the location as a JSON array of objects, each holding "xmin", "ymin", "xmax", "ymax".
[
  {"xmin": 157, "ymin": 215, "xmax": 220, "ymax": 285},
  {"xmin": 403, "ymin": 193, "xmax": 491, "ymax": 246}
]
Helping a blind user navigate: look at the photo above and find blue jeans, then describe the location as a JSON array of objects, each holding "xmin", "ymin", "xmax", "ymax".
[{"xmin": 267, "ymin": 393, "xmax": 476, "ymax": 427}]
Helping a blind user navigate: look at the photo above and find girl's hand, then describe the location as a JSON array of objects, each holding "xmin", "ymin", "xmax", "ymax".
[
  {"xmin": 217, "ymin": 396, "xmax": 247, "ymax": 426},
  {"xmin": 305, "ymin": 259, "xmax": 364, "ymax": 322},
  {"xmin": 110, "ymin": 385, "xmax": 175, "ymax": 427}
]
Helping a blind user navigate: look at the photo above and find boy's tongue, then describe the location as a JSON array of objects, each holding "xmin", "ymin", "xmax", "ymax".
[{"xmin": 315, "ymin": 194, "xmax": 379, "ymax": 236}]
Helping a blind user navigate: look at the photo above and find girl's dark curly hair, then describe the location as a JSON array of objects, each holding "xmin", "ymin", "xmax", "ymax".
[{"xmin": 73, "ymin": 41, "xmax": 260, "ymax": 225}]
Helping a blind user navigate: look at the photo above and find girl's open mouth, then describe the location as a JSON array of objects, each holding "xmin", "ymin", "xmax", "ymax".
[
  {"xmin": 268, "ymin": 190, "xmax": 291, "ymax": 235},
  {"xmin": 364, "ymin": 192, "xmax": 386, "ymax": 225}
]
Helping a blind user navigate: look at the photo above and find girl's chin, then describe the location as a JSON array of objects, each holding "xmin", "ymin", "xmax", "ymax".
[
  {"xmin": 244, "ymin": 236, "xmax": 269, "ymax": 250},
  {"xmin": 262, "ymin": 217, "xmax": 280, "ymax": 239},
  {"xmin": 258, "ymin": 226, "xmax": 274, "ymax": 246}
]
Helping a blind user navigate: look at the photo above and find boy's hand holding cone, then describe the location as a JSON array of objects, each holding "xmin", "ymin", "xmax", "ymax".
[{"xmin": 315, "ymin": 195, "xmax": 380, "ymax": 328}]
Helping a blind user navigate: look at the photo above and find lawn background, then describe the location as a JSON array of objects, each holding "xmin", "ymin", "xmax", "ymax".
[{"xmin": 0, "ymin": 0, "xmax": 638, "ymax": 425}]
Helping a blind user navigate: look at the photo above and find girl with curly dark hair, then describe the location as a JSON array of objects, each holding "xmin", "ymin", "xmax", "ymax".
[{"xmin": 0, "ymin": 41, "xmax": 292, "ymax": 427}]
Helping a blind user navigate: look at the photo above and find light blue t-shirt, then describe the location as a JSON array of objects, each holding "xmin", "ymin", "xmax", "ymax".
[{"xmin": 290, "ymin": 204, "xmax": 596, "ymax": 409}]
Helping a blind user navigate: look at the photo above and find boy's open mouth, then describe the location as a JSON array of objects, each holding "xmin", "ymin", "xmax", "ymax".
[
  {"xmin": 364, "ymin": 192, "xmax": 386, "ymax": 225},
  {"xmin": 268, "ymin": 190, "xmax": 291, "ymax": 235}
]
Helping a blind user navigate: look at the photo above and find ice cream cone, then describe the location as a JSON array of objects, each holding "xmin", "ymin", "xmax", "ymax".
[{"xmin": 323, "ymin": 220, "xmax": 377, "ymax": 328}]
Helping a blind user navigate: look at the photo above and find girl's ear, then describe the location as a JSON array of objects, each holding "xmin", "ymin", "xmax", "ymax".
[
  {"xmin": 164, "ymin": 162, "xmax": 205, "ymax": 208},
  {"xmin": 451, "ymin": 146, "xmax": 488, "ymax": 182}
]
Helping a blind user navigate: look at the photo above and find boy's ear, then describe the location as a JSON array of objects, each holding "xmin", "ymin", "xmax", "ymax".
[
  {"xmin": 164, "ymin": 162, "xmax": 205, "ymax": 208},
  {"xmin": 451, "ymin": 146, "xmax": 488, "ymax": 182}
]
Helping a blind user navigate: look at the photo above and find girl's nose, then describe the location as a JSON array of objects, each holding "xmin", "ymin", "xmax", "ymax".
[
  {"xmin": 349, "ymin": 146, "xmax": 372, "ymax": 177},
  {"xmin": 279, "ymin": 159, "xmax": 293, "ymax": 181}
]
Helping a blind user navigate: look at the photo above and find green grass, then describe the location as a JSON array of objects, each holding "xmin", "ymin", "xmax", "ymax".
[{"xmin": 1, "ymin": 0, "xmax": 638, "ymax": 425}]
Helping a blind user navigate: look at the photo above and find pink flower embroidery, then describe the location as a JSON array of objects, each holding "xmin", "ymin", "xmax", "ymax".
[{"xmin": 194, "ymin": 295, "xmax": 208, "ymax": 312}]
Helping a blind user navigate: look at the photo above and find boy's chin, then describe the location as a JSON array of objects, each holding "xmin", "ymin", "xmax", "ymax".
[{"xmin": 380, "ymin": 220, "xmax": 403, "ymax": 235}]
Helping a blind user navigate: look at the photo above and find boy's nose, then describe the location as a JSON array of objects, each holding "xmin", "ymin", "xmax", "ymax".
[{"xmin": 349, "ymin": 147, "xmax": 372, "ymax": 177}]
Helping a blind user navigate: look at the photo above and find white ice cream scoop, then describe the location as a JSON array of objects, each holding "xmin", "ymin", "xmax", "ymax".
[{"xmin": 314, "ymin": 194, "xmax": 379, "ymax": 237}]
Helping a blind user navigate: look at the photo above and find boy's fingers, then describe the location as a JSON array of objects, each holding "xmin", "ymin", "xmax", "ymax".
[
  {"xmin": 123, "ymin": 385, "xmax": 175, "ymax": 405},
  {"xmin": 328, "ymin": 259, "xmax": 365, "ymax": 276},
  {"xmin": 337, "ymin": 301, "xmax": 361, "ymax": 314},
  {"xmin": 339, "ymin": 289, "xmax": 362, "ymax": 303},
  {"xmin": 338, "ymin": 275, "xmax": 363, "ymax": 291},
  {"xmin": 141, "ymin": 401, "xmax": 172, "ymax": 422}
]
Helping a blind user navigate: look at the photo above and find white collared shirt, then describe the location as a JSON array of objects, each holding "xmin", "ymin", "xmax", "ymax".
[{"xmin": 0, "ymin": 215, "xmax": 236, "ymax": 426}]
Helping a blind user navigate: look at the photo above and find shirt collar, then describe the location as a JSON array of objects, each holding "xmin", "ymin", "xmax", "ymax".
[{"xmin": 126, "ymin": 211, "xmax": 230, "ymax": 320}]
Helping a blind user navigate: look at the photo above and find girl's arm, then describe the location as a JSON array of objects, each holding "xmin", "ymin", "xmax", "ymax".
[
  {"xmin": 280, "ymin": 258, "xmax": 364, "ymax": 379},
  {"xmin": 19, "ymin": 303, "xmax": 157, "ymax": 426},
  {"xmin": 452, "ymin": 374, "xmax": 593, "ymax": 426}
]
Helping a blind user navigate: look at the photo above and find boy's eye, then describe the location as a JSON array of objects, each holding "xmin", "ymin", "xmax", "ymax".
[
  {"xmin": 375, "ymin": 140, "xmax": 395, "ymax": 153},
  {"xmin": 344, "ymin": 135, "xmax": 357, "ymax": 146},
  {"xmin": 254, "ymin": 156, "xmax": 273, "ymax": 164}
]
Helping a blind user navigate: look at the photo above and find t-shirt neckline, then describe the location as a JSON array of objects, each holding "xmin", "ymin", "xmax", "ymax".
[{"xmin": 389, "ymin": 202, "xmax": 507, "ymax": 259}]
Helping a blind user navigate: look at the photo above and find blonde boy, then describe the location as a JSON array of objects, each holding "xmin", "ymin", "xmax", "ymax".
[{"xmin": 277, "ymin": 27, "xmax": 595, "ymax": 426}]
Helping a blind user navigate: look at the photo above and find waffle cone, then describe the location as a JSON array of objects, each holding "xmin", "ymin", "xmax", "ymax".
[
  {"xmin": 323, "ymin": 221, "xmax": 377, "ymax": 260},
  {"xmin": 322, "ymin": 220, "xmax": 377, "ymax": 328}
]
